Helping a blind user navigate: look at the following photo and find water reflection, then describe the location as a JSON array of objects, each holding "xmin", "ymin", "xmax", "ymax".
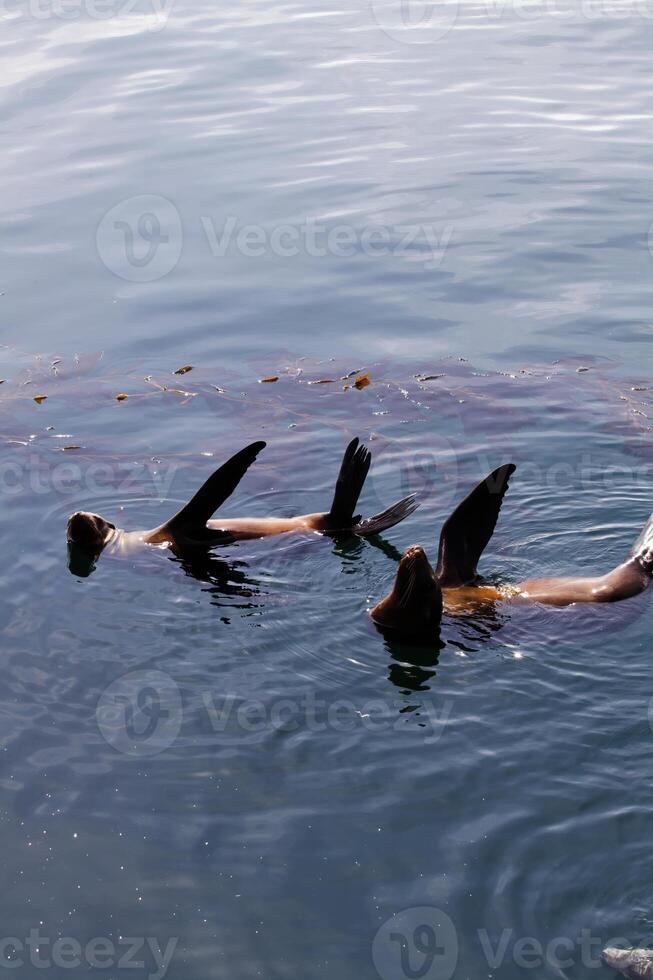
[
  {"xmin": 169, "ymin": 550, "xmax": 263, "ymax": 611},
  {"xmin": 66, "ymin": 541, "xmax": 100, "ymax": 578},
  {"xmin": 385, "ymin": 632, "xmax": 444, "ymax": 692}
]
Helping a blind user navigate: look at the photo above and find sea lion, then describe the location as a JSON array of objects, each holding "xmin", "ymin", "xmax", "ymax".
[
  {"xmin": 371, "ymin": 463, "xmax": 653, "ymax": 636},
  {"xmin": 67, "ymin": 437, "xmax": 419, "ymax": 571},
  {"xmin": 603, "ymin": 947, "xmax": 653, "ymax": 979}
]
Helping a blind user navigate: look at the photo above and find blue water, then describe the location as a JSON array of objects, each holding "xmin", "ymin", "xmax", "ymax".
[{"xmin": 2, "ymin": 0, "xmax": 653, "ymax": 976}]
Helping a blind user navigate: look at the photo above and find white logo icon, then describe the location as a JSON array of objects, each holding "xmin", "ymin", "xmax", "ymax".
[
  {"xmin": 370, "ymin": 0, "xmax": 459, "ymax": 43},
  {"xmin": 97, "ymin": 669, "xmax": 183, "ymax": 757},
  {"xmin": 96, "ymin": 194, "xmax": 182, "ymax": 282},
  {"xmin": 373, "ymin": 906, "xmax": 458, "ymax": 980}
]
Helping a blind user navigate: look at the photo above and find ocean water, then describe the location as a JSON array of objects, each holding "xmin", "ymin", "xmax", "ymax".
[{"xmin": 2, "ymin": 0, "xmax": 653, "ymax": 976}]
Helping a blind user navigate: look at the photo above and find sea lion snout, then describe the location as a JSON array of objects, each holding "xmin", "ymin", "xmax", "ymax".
[
  {"xmin": 603, "ymin": 948, "xmax": 631, "ymax": 968},
  {"xmin": 397, "ymin": 545, "xmax": 435, "ymax": 585},
  {"xmin": 369, "ymin": 544, "xmax": 443, "ymax": 636},
  {"xmin": 403, "ymin": 544, "xmax": 427, "ymax": 560}
]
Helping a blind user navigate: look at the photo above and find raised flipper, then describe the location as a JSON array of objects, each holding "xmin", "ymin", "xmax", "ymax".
[
  {"xmin": 325, "ymin": 437, "xmax": 419, "ymax": 536},
  {"xmin": 327, "ymin": 438, "xmax": 372, "ymax": 527},
  {"xmin": 435, "ymin": 463, "xmax": 516, "ymax": 587},
  {"xmin": 631, "ymin": 511, "xmax": 653, "ymax": 576},
  {"xmin": 163, "ymin": 441, "xmax": 266, "ymax": 538},
  {"xmin": 352, "ymin": 494, "xmax": 420, "ymax": 537}
]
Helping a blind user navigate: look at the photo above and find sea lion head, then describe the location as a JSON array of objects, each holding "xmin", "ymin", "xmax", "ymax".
[
  {"xmin": 602, "ymin": 947, "xmax": 653, "ymax": 978},
  {"xmin": 371, "ymin": 545, "xmax": 443, "ymax": 637},
  {"xmin": 67, "ymin": 511, "xmax": 115, "ymax": 555}
]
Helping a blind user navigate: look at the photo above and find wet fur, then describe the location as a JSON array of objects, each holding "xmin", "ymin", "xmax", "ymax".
[
  {"xmin": 602, "ymin": 947, "xmax": 653, "ymax": 980},
  {"xmin": 67, "ymin": 438, "xmax": 419, "ymax": 566},
  {"xmin": 372, "ymin": 464, "xmax": 653, "ymax": 635}
]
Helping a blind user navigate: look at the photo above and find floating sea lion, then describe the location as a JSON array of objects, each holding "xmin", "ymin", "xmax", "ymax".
[
  {"xmin": 67, "ymin": 438, "xmax": 419, "ymax": 572},
  {"xmin": 603, "ymin": 947, "xmax": 653, "ymax": 979},
  {"xmin": 371, "ymin": 463, "xmax": 653, "ymax": 636}
]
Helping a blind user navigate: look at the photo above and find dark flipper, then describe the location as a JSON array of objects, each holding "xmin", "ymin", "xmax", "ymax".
[
  {"xmin": 435, "ymin": 463, "xmax": 516, "ymax": 587},
  {"xmin": 165, "ymin": 441, "xmax": 266, "ymax": 532},
  {"xmin": 352, "ymin": 494, "xmax": 420, "ymax": 537},
  {"xmin": 631, "ymin": 511, "xmax": 653, "ymax": 576},
  {"xmin": 327, "ymin": 437, "xmax": 372, "ymax": 527}
]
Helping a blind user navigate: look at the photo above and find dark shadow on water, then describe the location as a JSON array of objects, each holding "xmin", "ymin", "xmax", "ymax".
[
  {"xmin": 360, "ymin": 535, "xmax": 404, "ymax": 563},
  {"xmin": 381, "ymin": 626, "xmax": 445, "ymax": 693},
  {"xmin": 67, "ymin": 542, "xmax": 99, "ymax": 578},
  {"xmin": 168, "ymin": 550, "xmax": 264, "ymax": 613},
  {"xmin": 67, "ymin": 539, "xmax": 262, "ymax": 608},
  {"xmin": 329, "ymin": 531, "xmax": 404, "ymax": 564},
  {"xmin": 329, "ymin": 533, "xmax": 366, "ymax": 564}
]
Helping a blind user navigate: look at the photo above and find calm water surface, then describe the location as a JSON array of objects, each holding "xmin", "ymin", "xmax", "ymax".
[{"xmin": 2, "ymin": 0, "xmax": 653, "ymax": 976}]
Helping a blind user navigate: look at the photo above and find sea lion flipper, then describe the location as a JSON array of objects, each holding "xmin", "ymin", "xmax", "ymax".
[
  {"xmin": 435, "ymin": 463, "xmax": 516, "ymax": 586},
  {"xmin": 327, "ymin": 437, "xmax": 372, "ymax": 527},
  {"xmin": 326, "ymin": 437, "xmax": 419, "ymax": 535},
  {"xmin": 630, "ymin": 511, "xmax": 653, "ymax": 575},
  {"xmin": 165, "ymin": 441, "xmax": 266, "ymax": 533},
  {"xmin": 351, "ymin": 494, "xmax": 420, "ymax": 537}
]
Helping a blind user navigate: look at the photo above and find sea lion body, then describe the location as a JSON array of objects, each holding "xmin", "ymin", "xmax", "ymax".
[
  {"xmin": 370, "ymin": 546, "xmax": 443, "ymax": 635},
  {"xmin": 205, "ymin": 513, "xmax": 330, "ymax": 539},
  {"xmin": 603, "ymin": 948, "xmax": 653, "ymax": 979},
  {"xmin": 101, "ymin": 512, "xmax": 335, "ymax": 554},
  {"xmin": 516, "ymin": 557, "xmax": 651, "ymax": 606},
  {"xmin": 68, "ymin": 438, "xmax": 419, "ymax": 574},
  {"xmin": 371, "ymin": 464, "xmax": 653, "ymax": 636}
]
